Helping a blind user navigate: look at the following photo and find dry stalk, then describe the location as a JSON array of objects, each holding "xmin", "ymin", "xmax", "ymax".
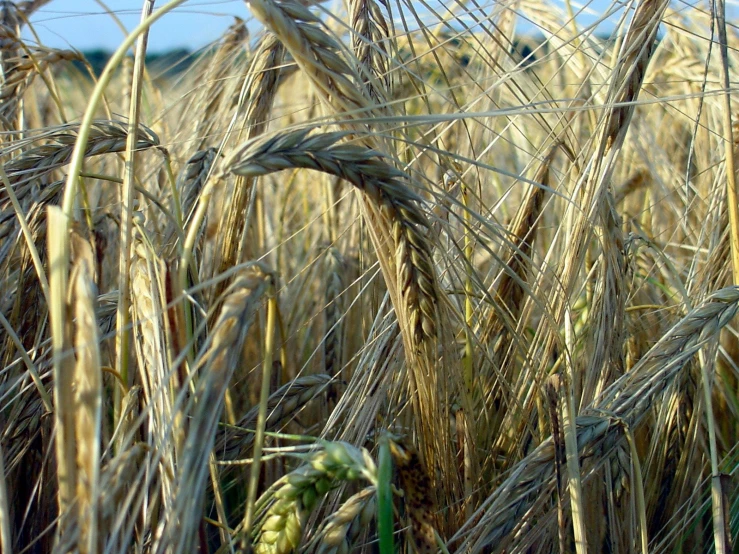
[{"xmin": 454, "ymin": 286, "xmax": 739, "ymax": 551}]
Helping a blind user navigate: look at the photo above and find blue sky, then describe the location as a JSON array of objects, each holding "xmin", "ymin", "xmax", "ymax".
[
  {"xmin": 26, "ymin": 0, "xmax": 618, "ymax": 52},
  {"xmin": 26, "ymin": 0, "xmax": 251, "ymax": 52},
  {"xmin": 23, "ymin": 1, "xmax": 720, "ymax": 53}
]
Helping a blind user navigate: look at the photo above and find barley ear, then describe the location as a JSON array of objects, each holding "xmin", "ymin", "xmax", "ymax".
[
  {"xmin": 164, "ymin": 266, "xmax": 274, "ymax": 551},
  {"xmin": 254, "ymin": 442, "xmax": 377, "ymax": 554},
  {"xmin": 69, "ymin": 230, "xmax": 102, "ymax": 554}
]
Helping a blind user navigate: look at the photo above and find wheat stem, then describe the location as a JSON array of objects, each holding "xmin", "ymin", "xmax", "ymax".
[
  {"xmin": 243, "ymin": 286, "xmax": 279, "ymax": 550},
  {"xmin": 114, "ymin": 0, "xmax": 154, "ymax": 447}
]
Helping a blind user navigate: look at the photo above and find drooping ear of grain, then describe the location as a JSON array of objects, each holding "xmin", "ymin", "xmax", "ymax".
[
  {"xmin": 240, "ymin": 0, "xmax": 440, "ymax": 354},
  {"xmin": 0, "ymin": 121, "xmax": 159, "ymax": 210},
  {"xmin": 0, "ymin": 48, "xmax": 81, "ymax": 128},
  {"xmin": 213, "ymin": 35, "xmax": 285, "ymax": 290},
  {"xmin": 240, "ymin": 1, "xmax": 458, "ymax": 495},
  {"xmin": 312, "ymin": 486, "xmax": 376, "ymax": 554},
  {"xmin": 228, "ymin": 130, "xmax": 437, "ymax": 346},
  {"xmin": 226, "ymin": 130, "xmax": 450, "ymax": 472}
]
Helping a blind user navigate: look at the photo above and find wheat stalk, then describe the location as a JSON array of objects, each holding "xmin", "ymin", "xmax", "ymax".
[{"xmin": 324, "ymin": 247, "xmax": 345, "ymax": 404}]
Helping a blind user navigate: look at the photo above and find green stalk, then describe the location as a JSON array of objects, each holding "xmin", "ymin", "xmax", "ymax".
[
  {"xmin": 461, "ymin": 179, "xmax": 474, "ymax": 395},
  {"xmin": 378, "ymin": 435, "xmax": 394, "ymax": 554},
  {"xmin": 242, "ymin": 288, "xmax": 278, "ymax": 550},
  {"xmin": 699, "ymin": 346, "xmax": 729, "ymax": 553},
  {"xmin": 113, "ymin": 0, "xmax": 154, "ymax": 446}
]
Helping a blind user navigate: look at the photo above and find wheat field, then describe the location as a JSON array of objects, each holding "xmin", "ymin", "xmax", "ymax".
[{"xmin": 0, "ymin": 0, "xmax": 738, "ymax": 552}]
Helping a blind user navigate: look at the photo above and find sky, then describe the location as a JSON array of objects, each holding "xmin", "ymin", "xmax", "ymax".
[
  {"xmin": 25, "ymin": 0, "xmax": 619, "ymax": 53},
  {"xmin": 22, "ymin": 1, "xmax": 729, "ymax": 54},
  {"xmin": 26, "ymin": 0, "xmax": 251, "ymax": 52}
]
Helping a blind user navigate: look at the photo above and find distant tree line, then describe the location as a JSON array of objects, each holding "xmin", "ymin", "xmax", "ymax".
[{"xmin": 77, "ymin": 49, "xmax": 196, "ymax": 77}]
